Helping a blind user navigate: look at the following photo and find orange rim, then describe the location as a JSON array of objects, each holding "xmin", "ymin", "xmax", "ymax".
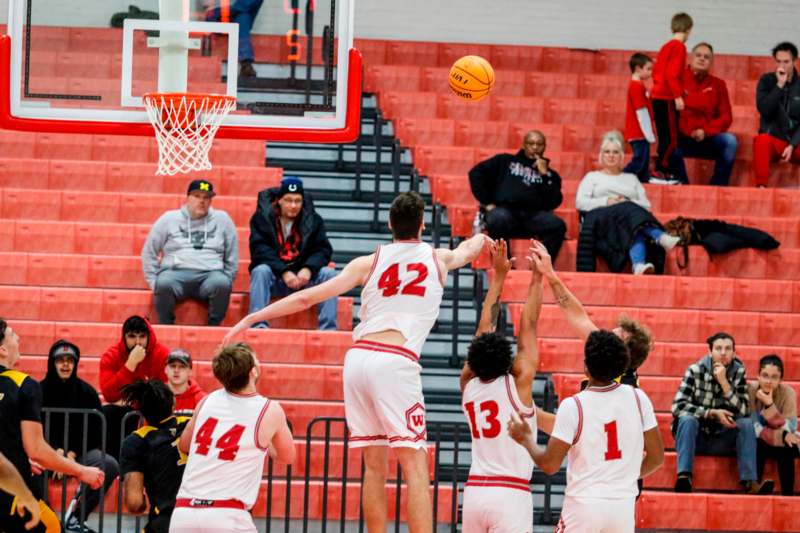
[{"xmin": 142, "ymin": 92, "xmax": 236, "ymax": 106}]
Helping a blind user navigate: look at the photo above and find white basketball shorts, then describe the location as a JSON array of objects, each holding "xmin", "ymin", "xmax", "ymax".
[
  {"xmin": 461, "ymin": 484, "xmax": 533, "ymax": 533},
  {"xmin": 169, "ymin": 507, "xmax": 257, "ymax": 533},
  {"xmin": 343, "ymin": 340, "xmax": 427, "ymax": 450},
  {"xmin": 555, "ymin": 495, "xmax": 635, "ymax": 533}
]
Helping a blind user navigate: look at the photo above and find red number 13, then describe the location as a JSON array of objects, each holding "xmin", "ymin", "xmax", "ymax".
[{"xmin": 604, "ymin": 420, "xmax": 622, "ymax": 461}]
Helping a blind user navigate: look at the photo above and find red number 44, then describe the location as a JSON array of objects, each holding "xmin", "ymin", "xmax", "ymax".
[
  {"xmin": 194, "ymin": 417, "xmax": 245, "ymax": 461},
  {"xmin": 377, "ymin": 263, "xmax": 428, "ymax": 297}
]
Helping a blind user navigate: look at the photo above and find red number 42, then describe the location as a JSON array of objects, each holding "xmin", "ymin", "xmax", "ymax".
[
  {"xmin": 194, "ymin": 417, "xmax": 245, "ymax": 461},
  {"xmin": 377, "ymin": 262, "xmax": 428, "ymax": 297}
]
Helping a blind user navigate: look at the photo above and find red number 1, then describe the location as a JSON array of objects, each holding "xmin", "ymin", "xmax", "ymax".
[{"xmin": 604, "ymin": 421, "xmax": 622, "ymax": 461}]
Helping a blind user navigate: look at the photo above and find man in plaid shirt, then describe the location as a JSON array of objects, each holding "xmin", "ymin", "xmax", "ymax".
[{"xmin": 671, "ymin": 332, "xmax": 772, "ymax": 494}]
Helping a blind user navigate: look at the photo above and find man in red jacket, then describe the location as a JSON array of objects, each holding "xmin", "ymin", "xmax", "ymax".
[
  {"xmin": 164, "ymin": 349, "xmax": 207, "ymax": 416},
  {"xmin": 99, "ymin": 315, "xmax": 170, "ymax": 458},
  {"xmin": 673, "ymin": 42, "xmax": 738, "ymax": 186}
]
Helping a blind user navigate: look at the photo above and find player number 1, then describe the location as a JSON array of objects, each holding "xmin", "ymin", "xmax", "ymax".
[{"xmin": 604, "ymin": 420, "xmax": 622, "ymax": 461}]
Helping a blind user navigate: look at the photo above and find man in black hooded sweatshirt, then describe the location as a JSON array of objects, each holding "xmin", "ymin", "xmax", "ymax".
[
  {"xmin": 469, "ymin": 129, "xmax": 567, "ymax": 260},
  {"xmin": 39, "ymin": 340, "xmax": 119, "ymax": 533}
]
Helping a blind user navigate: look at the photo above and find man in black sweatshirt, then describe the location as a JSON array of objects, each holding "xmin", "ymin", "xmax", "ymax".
[{"xmin": 468, "ymin": 130, "xmax": 566, "ymax": 259}]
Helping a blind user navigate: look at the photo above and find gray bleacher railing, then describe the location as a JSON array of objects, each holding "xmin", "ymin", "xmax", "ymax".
[{"xmin": 40, "ymin": 402, "xmax": 556, "ymax": 531}]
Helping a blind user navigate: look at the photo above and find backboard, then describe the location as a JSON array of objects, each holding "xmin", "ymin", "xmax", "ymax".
[{"xmin": 0, "ymin": 0, "xmax": 361, "ymax": 142}]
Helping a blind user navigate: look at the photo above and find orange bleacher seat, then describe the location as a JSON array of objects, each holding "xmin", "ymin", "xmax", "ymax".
[
  {"xmin": 543, "ymin": 98, "xmax": 599, "ymax": 127},
  {"xmin": 0, "ymin": 157, "xmax": 49, "ymax": 189},
  {"xmin": 759, "ymin": 313, "xmax": 800, "ymax": 346},
  {"xmin": 540, "ymin": 47, "xmax": 598, "ymax": 74},
  {"xmin": 15, "ymin": 221, "xmax": 75, "ymax": 254},
  {"xmin": 0, "ymin": 131, "xmax": 37, "ymax": 159},
  {"xmin": 596, "ymin": 99, "xmax": 625, "ymax": 129},
  {"xmin": 594, "ymin": 49, "xmax": 632, "ymax": 76},
  {"xmin": 659, "ymin": 185, "xmax": 720, "ymax": 216},
  {"xmin": 208, "ymin": 139, "xmax": 265, "ymax": 167},
  {"xmin": 707, "ymin": 494, "xmax": 775, "ymax": 531},
  {"xmin": 562, "ymin": 124, "xmax": 599, "ymax": 153},
  {"xmin": 40, "ymin": 287, "xmax": 102, "ymax": 322},
  {"xmin": 106, "ymin": 162, "xmax": 161, "ymax": 192},
  {"xmin": 28, "ymin": 253, "xmax": 89, "ymax": 287},
  {"xmin": 578, "ymin": 73, "xmax": 628, "ymax": 101},
  {"xmin": 454, "ymin": 120, "xmax": 511, "ymax": 149},
  {"xmin": 428, "ymin": 174, "xmax": 474, "ymax": 206},
  {"xmin": 438, "ymin": 43, "xmax": 493, "ymax": 68},
  {"xmin": 732, "ymin": 79, "xmax": 758, "ymax": 106},
  {"xmin": 119, "ymin": 194, "xmax": 180, "ymax": 225},
  {"xmin": 773, "ymin": 189, "xmax": 800, "ymax": 218},
  {"xmin": 0, "ymin": 252, "xmax": 27, "ymax": 285},
  {"xmin": 34, "ymin": 132, "xmax": 93, "ymax": 161},
  {"xmin": 91, "ymin": 135, "xmax": 152, "ymax": 163},
  {"xmin": 3, "ymin": 189, "xmax": 61, "ymax": 221},
  {"xmin": 394, "ymin": 118, "xmax": 456, "ymax": 147},
  {"xmin": 525, "ymin": 72, "xmax": 580, "ymax": 99},
  {"xmin": 718, "ymin": 186, "xmax": 774, "ymax": 217},
  {"xmin": 87, "ymin": 255, "xmax": 148, "ymax": 290},
  {"xmin": 711, "ymin": 54, "xmax": 751, "ymax": 81},
  {"xmin": 378, "ymin": 91, "xmax": 438, "ymax": 120},
  {"xmin": 100, "ymin": 289, "xmax": 152, "ymax": 323},
  {"xmin": 386, "ymin": 41, "xmax": 440, "ymax": 68},
  {"xmin": 489, "ymin": 45, "xmax": 543, "ymax": 71},
  {"xmin": 62, "ymin": 191, "xmax": 121, "ymax": 223},
  {"xmin": 637, "ymin": 492, "xmax": 709, "ymax": 531},
  {"xmin": 490, "ymin": 95, "xmax": 545, "ymax": 123},
  {"xmin": 413, "ymin": 146, "xmax": 476, "ymax": 176},
  {"xmin": 354, "ymin": 38, "xmax": 388, "ymax": 66},
  {"xmin": 74, "ymin": 222, "xmax": 137, "ymax": 255},
  {"xmin": 742, "ymin": 215, "xmax": 799, "ymax": 247},
  {"xmin": 48, "ymin": 160, "xmax": 107, "ymax": 191},
  {"xmin": 438, "ymin": 93, "xmax": 493, "ymax": 122},
  {"xmin": 615, "ymin": 274, "xmax": 677, "ymax": 308},
  {"xmin": 673, "ymin": 276, "xmax": 735, "ymax": 310},
  {"xmin": 364, "ymin": 65, "xmax": 423, "ymax": 93},
  {"xmin": 730, "ymin": 104, "xmax": 760, "ymax": 132},
  {"xmin": 219, "ymin": 166, "xmax": 282, "ymax": 197},
  {"xmin": 748, "ymin": 55, "xmax": 775, "ymax": 80}
]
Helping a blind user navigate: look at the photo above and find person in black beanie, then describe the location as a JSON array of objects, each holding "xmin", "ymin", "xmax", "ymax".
[
  {"xmin": 39, "ymin": 340, "xmax": 119, "ymax": 533},
  {"xmin": 248, "ymin": 177, "xmax": 338, "ymax": 329},
  {"xmin": 468, "ymin": 130, "xmax": 567, "ymax": 259}
]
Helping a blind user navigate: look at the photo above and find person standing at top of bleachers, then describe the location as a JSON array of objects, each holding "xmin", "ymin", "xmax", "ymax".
[
  {"xmin": 142, "ymin": 179, "xmax": 239, "ymax": 327},
  {"xmin": 673, "ymin": 42, "xmax": 737, "ymax": 186},
  {"xmin": 753, "ymin": 41, "xmax": 800, "ymax": 187},
  {"xmin": 671, "ymin": 332, "xmax": 772, "ymax": 495},
  {"xmin": 468, "ymin": 130, "xmax": 567, "ymax": 261},
  {"xmin": 650, "ymin": 12, "xmax": 693, "ymax": 184},
  {"xmin": 204, "ymin": 0, "xmax": 264, "ymax": 78},
  {"xmin": 748, "ymin": 354, "xmax": 799, "ymax": 496},
  {"xmin": 248, "ymin": 177, "xmax": 338, "ymax": 330},
  {"xmin": 39, "ymin": 340, "xmax": 119, "ymax": 533},
  {"xmin": 623, "ymin": 53, "xmax": 656, "ymax": 184}
]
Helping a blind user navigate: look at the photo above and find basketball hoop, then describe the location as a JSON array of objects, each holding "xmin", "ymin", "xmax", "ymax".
[{"xmin": 143, "ymin": 92, "xmax": 236, "ymax": 176}]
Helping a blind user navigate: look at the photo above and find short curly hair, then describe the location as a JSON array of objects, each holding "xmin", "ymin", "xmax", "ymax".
[
  {"xmin": 585, "ymin": 330, "xmax": 630, "ymax": 383},
  {"xmin": 618, "ymin": 316, "xmax": 653, "ymax": 371},
  {"xmin": 467, "ymin": 332, "xmax": 514, "ymax": 381}
]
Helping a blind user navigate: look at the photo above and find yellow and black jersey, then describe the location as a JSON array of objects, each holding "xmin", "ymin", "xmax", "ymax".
[
  {"xmin": 0, "ymin": 366, "xmax": 42, "ymax": 497},
  {"xmin": 579, "ymin": 369, "xmax": 640, "ymax": 391},
  {"xmin": 119, "ymin": 415, "xmax": 190, "ymax": 527}
]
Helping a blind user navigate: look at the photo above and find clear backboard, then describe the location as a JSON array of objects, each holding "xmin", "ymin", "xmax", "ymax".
[{"xmin": 0, "ymin": 0, "xmax": 361, "ymax": 142}]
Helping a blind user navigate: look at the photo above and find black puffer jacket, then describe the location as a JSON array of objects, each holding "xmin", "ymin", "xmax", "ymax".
[
  {"xmin": 577, "ymin": 202, "xmax": 665, "ymax": 273},
  {"xmin": 248, "ymin": 188, "xmax": 333, "ymax": 276},
  {"xmin": 756, "ymin": 69, "xmax": 800, "ymax": 147},
  {"xmin": 691, "ymin": 219, "xmax": 780, "ymax": 254}
]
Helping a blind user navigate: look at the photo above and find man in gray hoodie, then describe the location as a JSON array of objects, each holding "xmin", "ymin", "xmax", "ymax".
[{"xmin": 141, "ymin": 179, "xmax": 239, "ymax": 326}]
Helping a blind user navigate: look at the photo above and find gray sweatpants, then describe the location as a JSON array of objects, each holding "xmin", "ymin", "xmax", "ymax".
[{"xmin": 154, "ymin": 269, "xmax": 232, "ymax": 326}]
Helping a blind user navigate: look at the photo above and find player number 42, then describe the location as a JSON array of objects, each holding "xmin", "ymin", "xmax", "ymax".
[{"xmin": 377, "ymin": 262, "xmax": 428, "ymax": 297}]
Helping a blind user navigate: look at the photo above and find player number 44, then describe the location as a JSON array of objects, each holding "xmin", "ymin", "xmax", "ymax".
[{"xmin": 194, "ymin": 417, "xmax": 246, "ymax": 461}]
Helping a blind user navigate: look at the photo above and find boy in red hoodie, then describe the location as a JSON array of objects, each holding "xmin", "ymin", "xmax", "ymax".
[
  {"xmin": 623, "ymin": 53, "xmax": 656, "ymax": 183},
  {"xmin": 650, "ymin": 12, "xmax": 693, "ymax": 183},
  {"xmin": 164, "ymin": 349, "xmax": 207, "ymax": 416}
]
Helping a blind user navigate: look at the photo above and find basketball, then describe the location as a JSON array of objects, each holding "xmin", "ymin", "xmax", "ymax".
[{"xmin": 448, "ymin": 55, "xmax": 495, "ymax": 101}]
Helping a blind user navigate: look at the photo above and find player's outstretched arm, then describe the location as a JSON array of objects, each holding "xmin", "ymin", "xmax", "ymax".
[
  {"xmin": 514, "ymin": 245, "xmax": 544, "ymax": 387},
  {"xmin": 437, "ymin": 233, "xmax": 493, "ymax": 272},
  {"xmin": 507, "ymin": 412, "xmax": 569, "ymax": 475},
  {"xmin": 0, "ymin": 452, "xmax": 40, "ymax": 529},
  {"xmin": 529, "ymin": 240, "xmax": 597, "ymax": 341},
  {"xmin": 223, "ymin": 255, "xmax": 373, "ymax": 344},
  {"xmin": 640, "ymin": 427, "xmax": 665, "ymax": 478},
  {"xmin": 460, "ymin": 239, "xmax": 512, "ymax": 391}
]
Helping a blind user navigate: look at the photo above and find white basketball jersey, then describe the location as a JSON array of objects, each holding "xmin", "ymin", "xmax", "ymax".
[
  {"xmin": 177, "ymin": 389, "xmax": 271, "ymax": 508},
  {"xmin": 354, "ymin": 241, "xmax": 445, "ymax": 355},
  {"xmin": 551, "ymin": 383, "xmax": 657, "ymax": 499},
  {"xmin": 462, "ymin": 374, "xmax": 535, "ymax": 489}
]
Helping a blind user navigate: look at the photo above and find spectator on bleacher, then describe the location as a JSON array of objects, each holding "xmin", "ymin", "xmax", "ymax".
[
  {"xmin": 672, "ymin": 43, "xmax": 737, "ymax": 186},
  {"xmin": 248, "ymin": 177, "xmax": 337, "ymax": 330},
  {"xmin": 164, "ymin": 349, "xmax": 207, "ymax": 416},
  {"xmin": 204, "ymin": 0, "xmax": 263, "ymax": 78},
  {"xmin": 39, "ymin": 340, "xmax": 119, "ymax": 533},
  {"xmin": 753, "ymin": 41, "xmax": 800, "ymax": 188},
  {"xmin": 575, "ymin": 131, "xmax": 680, "ymax": 275},
  {"xmin": 468, "ymin": 130, "xmax": 566, "ymax": 260},
  {"xmin": 671, "ymin": 332, "xmax": 771, "ymax": 494},
  {"xmin": 651, "ymin": 12, "xmax": 693, "ymax": 183},
  {"xmin": 623, "ymin": 53, "xmax": 656, "ymax": 183},
  {"xmin": 748, "ymin": 354, "xmax": 799, "ymax": 496},
  {"xmin": 142, "ymin": 179, "xmax": 239, "ymax": 327},
  {"xmin": 119, "ymin": 380, "xmax": 189, "ymax": 533},
  {"xmin": 99, "ymin": 315, "xmax": 170, "ymax": 459}
]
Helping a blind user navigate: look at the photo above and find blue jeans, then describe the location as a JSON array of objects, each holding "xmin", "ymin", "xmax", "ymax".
[
  {"xmin": 674, "ymin": 415, "xmax": 757, "ymax": 482},
  {"xmin": 624, "ymin": 140, "xmax": 651, "ymax": 183},
  {"xmin": 249, "ymin": 264, "xmax": 338, "ymax": 330},
  {"xmin": 673, "ymin": 132, "xmax": 738, "ymax": 186},
  {"xmin": 206, "ymin": 0, "xmax": 264, "ymax": 61},
  {"xmin": 628, "ymin": 226, "xmax": 665, "ymax": 266}
]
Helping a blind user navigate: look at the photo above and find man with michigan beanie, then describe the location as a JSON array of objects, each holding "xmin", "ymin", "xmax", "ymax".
[
  {"xmin": 248, "ymin": 176, "xmax": 338, "ymax": 329},
  {"xmin": 141, "ymin": 179, "xmax": 239, "ymax": 326}
]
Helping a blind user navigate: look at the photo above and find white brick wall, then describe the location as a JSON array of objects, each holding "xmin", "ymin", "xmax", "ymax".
[{"xmin": 1, "ymin": 0, "xmax": 798, "ymax": 57}]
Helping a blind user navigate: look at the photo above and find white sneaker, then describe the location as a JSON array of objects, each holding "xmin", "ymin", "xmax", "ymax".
[
  {"xmin": 633, "ymin": 262, "xmax": 655, "ymax": 275},
  {"xmin": 648, "ymin": 176, "xmax": 681, "ymax": 185},
  {"xmin": 658, "ymin": 233, "xmax": 681, "ymax": 251}
]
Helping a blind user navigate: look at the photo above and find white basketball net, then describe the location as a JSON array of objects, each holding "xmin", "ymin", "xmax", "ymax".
[{"xmin": 143, "ymin": 93, "xmax": 237, "ymax": 176}]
